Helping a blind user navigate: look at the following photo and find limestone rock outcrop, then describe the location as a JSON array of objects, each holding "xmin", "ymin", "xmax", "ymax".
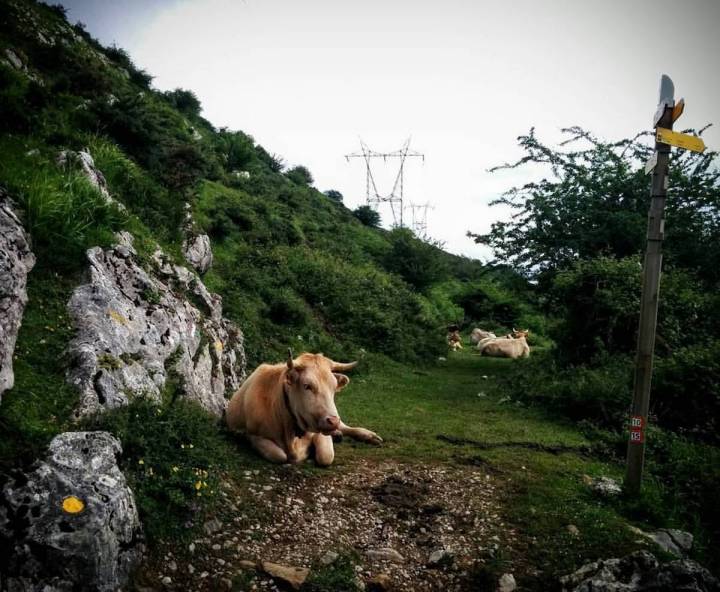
[
  {"xmin": 181, "ymin": 203, "xmax": 213, "ymax": 274},
  {"xmin": 182, "ymin": 232, "xmax": 213, "ymax": 275},
  {"xmin": 0, "ymin": 189, "xmax": 35, "ymax": 401},
  {"xmin": 560, "ymin": 551, "xmax": 720, "ymax": 592},
  {"xmin": 66, "ymin": 232, "xmax": 245, "ymax": 419},
  {"xmin": 0, "ymin": 431, "xmax": 144, "ymax": 592}
]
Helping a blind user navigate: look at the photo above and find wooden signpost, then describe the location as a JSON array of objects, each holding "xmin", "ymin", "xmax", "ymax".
[{"xmin": 624, "ymin": 75, "xmax": 705, "ymax": 493}]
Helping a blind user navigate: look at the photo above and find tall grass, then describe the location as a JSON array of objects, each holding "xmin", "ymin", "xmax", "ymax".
[{"xmin": 0, "ymin": 137, "xmax": 126, "ymax": 270}]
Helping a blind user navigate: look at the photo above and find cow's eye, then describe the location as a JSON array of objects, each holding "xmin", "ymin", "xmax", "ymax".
[{"xmin": 304, "ymin": 384, "xmax": 312, "ymax": 391}]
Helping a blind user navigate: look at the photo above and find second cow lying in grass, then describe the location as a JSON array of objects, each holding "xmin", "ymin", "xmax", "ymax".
[
  {"xmin": 226, "ymin": 351, "xmax": 382, "ymax": 466},
  {"xmin": 478, "ymin": 329, "xmax": 531, "ymax": 359}
]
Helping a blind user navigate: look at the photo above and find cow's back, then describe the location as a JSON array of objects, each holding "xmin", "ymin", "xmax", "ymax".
[{"xmin": 482, "ymin": 338, "xmax": 527, "ymax": 359}]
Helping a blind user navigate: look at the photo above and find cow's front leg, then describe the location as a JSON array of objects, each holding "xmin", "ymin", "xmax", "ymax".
[
  {"xmin": 249, "ymin": 435, "xmax": 288, "ymax": 463},
  {"xmin": 289, "ymin": 433, "xmax": 314, "ymax": 464},
  {"xmin": 338, "ymin": 421, "xmax": 383, "ymax": 445},
  {"xmin": 313, "ymin": 433, "xmax": 335, "ymax": 467}
]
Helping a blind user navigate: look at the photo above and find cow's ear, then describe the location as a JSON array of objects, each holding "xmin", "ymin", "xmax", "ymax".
[
  {"xmin": 334, "ymin": 373, "xmax": 350, "ymax": 391},
  {"xmin": 285, "ymin": 368, "xmax": 299, "ymax": 385}
]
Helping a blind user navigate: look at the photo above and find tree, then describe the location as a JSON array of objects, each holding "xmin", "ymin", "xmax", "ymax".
[
  {"xmin": 353, "ymin": 205, "xmax": 381, "ymax": 227},
  {"xmin": 285, "ymin": 165, "xmax": 313, "ymax": 186},
  {"xmin": 382, "ymin": 228, "xmax": 450, "ymax": 292},
  {"xmin": 468, "ymin": 127, "xmax": 720, "ymax": 284},
  {"xmin": 324, "ymin": 189, "xmax": 343, "ymax": 202},
  {"xmin": 163, "ymin": 88, "xmax": 202, "ymax": 117}
]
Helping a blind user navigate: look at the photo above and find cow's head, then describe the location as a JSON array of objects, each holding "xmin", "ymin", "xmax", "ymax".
[
  {"xmin": 284, "ymin": 351, "xmax": 357, "ymax": 435},
  {"xmin": 512, "ymin": 328, "xmax": 530, "ymax": 339}
]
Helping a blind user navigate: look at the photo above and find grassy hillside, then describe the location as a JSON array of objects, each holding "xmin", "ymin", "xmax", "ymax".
[
  {"xmin": 0, "ymin": 0, "xmax": 539, "ymax": 474},
  {"xmin": 0, "ymin": 0, "xmax": 513, "ymax": 369}
]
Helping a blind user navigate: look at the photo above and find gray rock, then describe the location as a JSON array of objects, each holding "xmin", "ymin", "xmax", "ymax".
[
  {"xmin": 4, "ymin": 47, "xmax": 25, "ymax": 70},
  {"xmin": 590, "ymin": 476, "xmax": 622, "ymax": 497},
  {"xmin": 320, "ymin": 550, "xmax": 339, "ymax": 566},
  {"xmin": 56, "ymin": 150, "xmax": 122, "ymax": 210},
  {"xmin": 498, "ymin": 573, "xmax": 516, "ymax": 592},
  {"xmin": 0, "ymin": 190, "xmax": 35, "ymax": 401},
  {"xmin": 0, "ymin": 431, "xmax": 144, "ymax": 592},
  {"xmin": 366, "ymin": 547, "xmax": 405, "ymax": 563},
  {"xmin": 560, "ymin": 550, "xmax": 720, "ymax": 592},
  {"xmin": 66, "ymin": 234, "xmax": 246, "ymax": 419},
  {"xmin": 183, "ymin": 233, "xmax": 213, "ymax": 274},
  {"xmin": 428, "ymin": 548, "xmax": 453, "ymax": 567},
  {"xmin": 648, "ymin": 528, "xmax": 693, "ymax": 557},
  {"xmin": 203, "ymin": 517, "xmax": 223, "ymax": 535}
]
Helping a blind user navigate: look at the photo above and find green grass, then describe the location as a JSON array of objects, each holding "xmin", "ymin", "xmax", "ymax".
[
  {"xmin": 320, "ymin": 346, "xmax": 708, "ymax": 586},
  {"xmin": 0, "ymin": 271, "xmax": 80, "ymax": 471}
]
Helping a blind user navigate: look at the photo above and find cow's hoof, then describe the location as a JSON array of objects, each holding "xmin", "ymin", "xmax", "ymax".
[
  {"xmin": 331, "ymin": 431, "xmax": 343, "ymax": 443},
  {"xmin": 364, "ymin": 431, "xmax": 383, "ymax": 446}
]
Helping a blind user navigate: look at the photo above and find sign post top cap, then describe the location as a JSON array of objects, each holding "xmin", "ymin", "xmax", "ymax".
[{"xmin": 659, "ymin": 74, "xmax": 675, "ymax": 106}]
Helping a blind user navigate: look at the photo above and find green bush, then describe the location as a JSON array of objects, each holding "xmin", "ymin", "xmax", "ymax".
[
  {"xmin": 653, "ymin": 342, "xmax": 720, "ymax": 441},
  {"xmin": 83, "ymin": 397, "xmax": 232, "ymax": 542},
  {"xmin": 503, "ymin": 352, "xmax": 633, "ymax": 426},
  {"xmin": 285, "ymin": 165, "xmax": 314, "ymax": 185},
  {"xmin": 381, "ymin": 227, "xmax": 449, "ymax": 292},
  {"xmin": 353, "ymin": 205, "xmax": 381, "ymax": 227}
]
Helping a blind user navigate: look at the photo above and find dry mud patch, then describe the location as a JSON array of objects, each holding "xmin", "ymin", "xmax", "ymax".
[{"xmin": 137, "ymin": 460, "xmax": 513, "ymax": 591}]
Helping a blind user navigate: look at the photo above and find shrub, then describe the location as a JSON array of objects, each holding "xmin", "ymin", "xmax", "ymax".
[
  {"xmin": 83, "ymin": 397, "xmax": 232, "ymax": 542},
  {"xmin": 286, "ymin": 165, "xmax": 314, "ymax": 186},
  {"xmin": 503, "ymin": 352, "xmax": 633, "ymax": 427},
  {"xmin": 653, "ymin": 342, "xmax": 720, "ymax": 441},
  {"xmin": 381, "ymin": 227, "xmax": 449, "ymax": 292},
  {"xmin": 324, "ymin": 189, "xmax": 343, "ymax": 202},
  {"xmin": 353, "ymin": 205, "xmax": 381, "ymax": 227},
  {"xmin": 163, "ymin": 88, "xmax": 202, "ymax": 117}
]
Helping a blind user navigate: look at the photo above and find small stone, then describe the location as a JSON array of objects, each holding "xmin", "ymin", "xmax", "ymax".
[
  {"xmin": 204, "ymin": 518, "xmax": 223, "ymax": 535},
  {"xmin": 168, "ymin": 560, "xmax": 177, "ymax": 572},
  {"xmin": 212, "ymin": 544, "xmax": 222, "ymax": 551},
  {"xmin": 320, "ymin": 550, "xmax": 339, "ymax": 566},
  {"xmin": 428, "ymin": 549, "xmax": 453, "ymax": 567},
  {"xmin": 161, "ymin": 576, "xmax": 172, "ymax": 585},
  {"xmin": 260, "ymin": 561, "xmax": 309, "ymax": 590},
  {"xmin": 497, "ymin": 573, "xmax": 516, "ymax": 592},
  {"xmin": 567, "ymin": 524, "xmax": 580, "ymax": 537},
  {"xmin": 238, "ymin": 559, "xmax": 257, "ymax": 570},
  {"xmin": 366, "ymin": 548, "xmax": 405, "ymax": 563},
  {"xmin": 188, "ymin": 564, "xmax": 195, "ymax": 574},
  {"xmin": 189, "ymin": 543, "xmax": 196, "ymax": 553}
]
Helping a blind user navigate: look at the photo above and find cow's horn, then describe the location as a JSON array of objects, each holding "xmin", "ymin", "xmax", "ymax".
[
  {"xmin": 331, "ymin": 360, "xmax": 358, "ymax": 372},
  {"xmin": 287, "ymin": 348, "xmax": 294, "ymax": 369}
]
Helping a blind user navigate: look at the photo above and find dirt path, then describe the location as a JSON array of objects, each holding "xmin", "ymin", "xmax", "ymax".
[{"xmin": 137, "ymin": 459, "xmax": 512, "ymax": 591}]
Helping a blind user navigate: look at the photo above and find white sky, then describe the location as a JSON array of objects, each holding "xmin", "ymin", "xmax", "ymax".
[{"xmin": 62, "ymin": 0, "xmax": 720, "ymax": 261}]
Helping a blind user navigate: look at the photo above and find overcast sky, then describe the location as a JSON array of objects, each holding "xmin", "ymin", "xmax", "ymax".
[{"xmin": 61, "ymin": 0, "xmax": 720, "ymax": 260}]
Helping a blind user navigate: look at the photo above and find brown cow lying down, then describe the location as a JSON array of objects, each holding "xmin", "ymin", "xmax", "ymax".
[
  {"xmin": 226, "ymin": 351, "xmax": 382, "ymax": 466},
  {"xmin": 479, "ymin": 329, "xmax": 530, "ymax": 359}
]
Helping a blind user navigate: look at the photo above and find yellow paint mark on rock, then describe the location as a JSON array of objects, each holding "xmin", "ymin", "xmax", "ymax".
[
  {"xmin": 62, "ymin": 496, "xmax": 85, "ymax": 514},
  {"xmin": 214, "ymin": 340, "xmax": 223, "ymax": 352},
  {"xmin": 108, "ymin": 309, "xmax": 129, "ymax": 326}
]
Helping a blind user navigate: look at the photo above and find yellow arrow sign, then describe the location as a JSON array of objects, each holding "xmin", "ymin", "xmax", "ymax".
[
  {"xmin": 656, "ymin": 128, "xmax": 705, "ymax": 153},
  {"xmin": 671, "ymin": 98, "xmax": 685, "ymax": 122}
]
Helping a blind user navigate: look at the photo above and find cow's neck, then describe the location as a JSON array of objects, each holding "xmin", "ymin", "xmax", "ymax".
[{"xmin": 282, "ymin": 385, "xmax": 307, "ymax": 438}]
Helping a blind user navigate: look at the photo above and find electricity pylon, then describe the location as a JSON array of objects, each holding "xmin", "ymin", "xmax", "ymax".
[{"xmin": 345, "ymin": 138, "xmax": 424, "ymax": 227}]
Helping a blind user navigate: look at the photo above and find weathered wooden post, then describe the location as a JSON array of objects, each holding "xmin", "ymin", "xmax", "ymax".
[{"xmin": 624, "ymin": 75, "xmax": 705, "ymax": 493}]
